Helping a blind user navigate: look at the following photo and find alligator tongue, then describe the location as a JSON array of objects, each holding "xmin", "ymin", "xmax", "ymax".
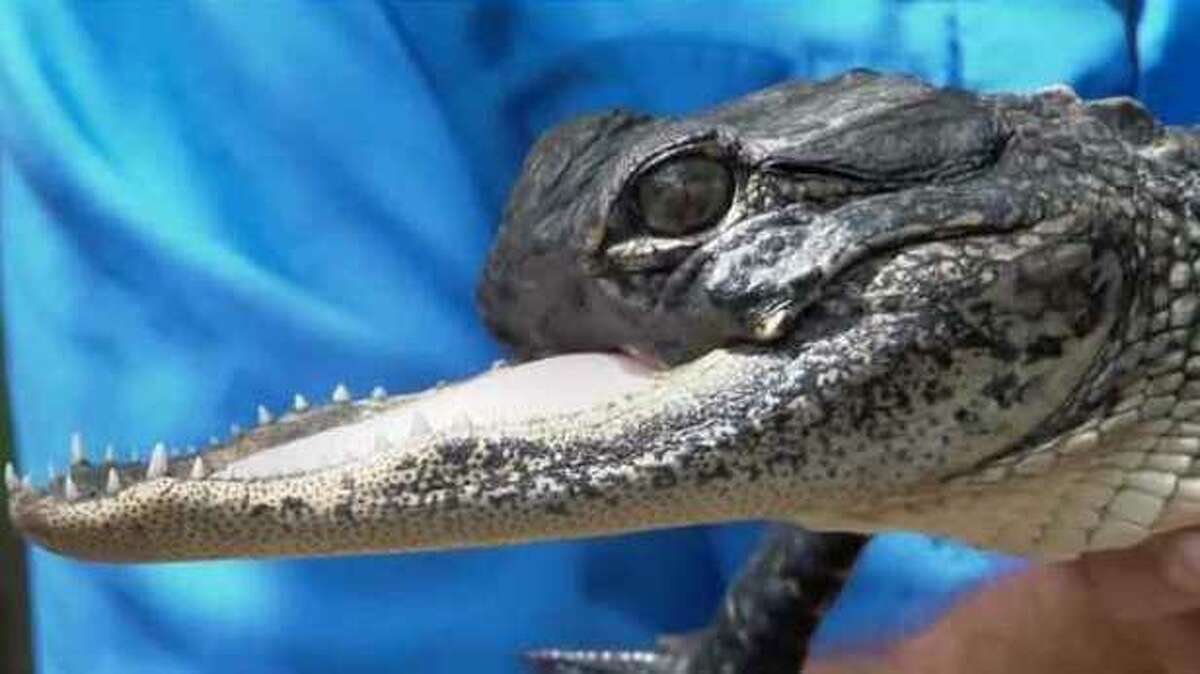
[{"xmin": 218, "ymin": 353, "xmax": 658, "ymax": 479}]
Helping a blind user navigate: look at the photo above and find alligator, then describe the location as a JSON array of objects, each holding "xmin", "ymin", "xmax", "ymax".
[{"xmin": 7, "ymin": 70, "xmax": 1200, "ymax": 673}]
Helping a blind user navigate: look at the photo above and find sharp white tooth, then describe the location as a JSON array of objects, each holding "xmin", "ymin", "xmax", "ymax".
[
  {"xmin": 450, "ymin": 412, "xmax": 473, "ymax": 433},
  {"xmin": 209, "ymin": 436, "xmax": 221, "ymax": 446},
  {"xmin": 408, "ymin": 411, "xmax": 431, "ymax": 438},
  {"xmin": 47, "ymin": 463, "xmax": 57, "ymax": 481},
  {"xmin": 292, "ymin": 394, "xmax": 310, "ymax": 412},
  {"xmin": 4, "ymin": 462, "xmax": 18, "ymax": 491},
  {"xmin": 70, "ymin": 432, "xmax": 86, "ymax": 464},
  {"xmin": 332, "ymin": 383, "xmax": 351, "ymax": 403},
  {"xmin": 370, "ymin": 386, "xmax": 387, "ymax": 400},
  {"xmin": 374, "ymin": 435, "xmax": 392, "ymax": 453},
  {"xmin": 64, "ymin": 473, "xmax": 81, "ymax": 501},
  {"xmin": 105, "ymin": 468, "xmax": 121, "ymax": 495},
  {"xmin": 190, "ymin": 456, "xmax": 207, "ymax": 480},
  {"xmin": 490, "ymin": 359, "xmax": 508, "ymax": 370},
  {"xmin": 20, "ymin": 474, "xmax": 32, "ymax": 491},
  {"xmin": 230, "ymin": 423, "xmax": 243, "ymax": 437},
  {"xmin": 257, "ymin": 404, "xmax": 274, "ymax": 426},
  {"xmin": 147, "ymin": 443, "xmax": 169, "ymax": 479},
  {"xmin": 104, "ymin": 444, "xmax": 115, "ymax": 463}
]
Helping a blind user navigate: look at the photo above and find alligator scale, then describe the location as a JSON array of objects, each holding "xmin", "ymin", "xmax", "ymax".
[{"xmin": 7, "ymin": 72, "xmax": 1200, "ymax": 672}]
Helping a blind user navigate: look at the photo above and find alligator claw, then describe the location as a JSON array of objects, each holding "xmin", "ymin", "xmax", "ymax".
[{"xmin": 524, "ymin": 649, "xmax": 679, "ymax": 674}]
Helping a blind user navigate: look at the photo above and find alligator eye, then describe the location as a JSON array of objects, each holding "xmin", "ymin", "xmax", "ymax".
[{"xmin": 636, "ymin": 156, "xmax": 733, "ymax": 235}]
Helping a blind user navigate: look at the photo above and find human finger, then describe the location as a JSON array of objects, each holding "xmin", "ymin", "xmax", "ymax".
[{"xmin": 1077, "ymin": 528, "xmax": 1200, "ymax": 622}]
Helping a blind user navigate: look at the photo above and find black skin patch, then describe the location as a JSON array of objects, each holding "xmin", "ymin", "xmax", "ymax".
[
  {"xmin": 333, "ymin": 501, "xmax": 355, "ymax": 525},
  {"xmin": 982, "ymin": 372, "xmax": 1023, "ymax": 408},
  {"xmin": 1025, "ymin": 334, "xmax": 1065, "ymax": 363},
  {"xmin": 695, "ymin": 461, "xmax": 734, "ymax": 485},
  {"xmin": 279, "ymin": 497, "xmax": 314, "ymax": 520},
  {"xmin": 437, "ymin": 443, "xmax": 472, "ymax": 470}
]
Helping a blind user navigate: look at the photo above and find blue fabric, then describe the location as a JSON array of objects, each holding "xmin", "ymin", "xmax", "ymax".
[{"xmin": 2, "ymin": 2, "xmax": 1195, "ymax": 673}]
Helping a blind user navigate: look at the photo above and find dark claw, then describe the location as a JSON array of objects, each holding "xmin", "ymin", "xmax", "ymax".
[{"xmin": 523, "ymin": 649, "xmax": 679, "ymax": 674}]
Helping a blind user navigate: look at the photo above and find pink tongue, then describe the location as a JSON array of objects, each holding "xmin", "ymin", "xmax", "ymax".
[
  {"xmin": 219, "ymin": 353, "xmax": 658, "ymax": 478},
  {"xmin": 416, "ymin": 352, "xmax": 657, "ymax": 423}
]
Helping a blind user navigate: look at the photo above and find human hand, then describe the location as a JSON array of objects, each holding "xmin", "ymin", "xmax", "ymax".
[{"xmin": 810, "ymin": 528, "xmax": 1200, "ymax": 674}]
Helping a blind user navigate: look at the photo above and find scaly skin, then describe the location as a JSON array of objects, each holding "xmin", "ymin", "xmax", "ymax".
[{"xmin": 6, "ymin": 71, "xmax": 1200, "ymax": 670}]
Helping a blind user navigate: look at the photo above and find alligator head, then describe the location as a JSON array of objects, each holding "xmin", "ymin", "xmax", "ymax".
[{"xmin": 9, "ymin": 71, "xmax": 1200, "ymax": 562}]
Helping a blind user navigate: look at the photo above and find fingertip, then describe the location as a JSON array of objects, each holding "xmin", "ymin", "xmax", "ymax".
[
  {"xmin": 1077, "ymin": 528, "xmax": 1200, "ymax": 621},
  {"xmin": 1160, "ymin": 530, "xmax": 1200, "ymax": 596}
]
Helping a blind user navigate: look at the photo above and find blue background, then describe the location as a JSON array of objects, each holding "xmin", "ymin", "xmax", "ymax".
[{"xmin": 2, "ymin": 2, "xmax": 1198, "ymax": 673}]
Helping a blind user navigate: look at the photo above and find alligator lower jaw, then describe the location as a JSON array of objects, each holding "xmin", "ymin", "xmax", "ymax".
[{"xmin": 10, "ymin": 350, "xmax": 742, "ymax": 562}]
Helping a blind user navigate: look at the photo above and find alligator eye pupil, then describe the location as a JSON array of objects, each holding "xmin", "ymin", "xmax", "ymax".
[{"xmin": 636, "ymin": 156, "xmax": 732, "ymax": 235}]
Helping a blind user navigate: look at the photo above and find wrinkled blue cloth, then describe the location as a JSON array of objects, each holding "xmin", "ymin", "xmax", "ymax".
[{"xmin": 2, "ymin": 2, "xmax": 1198, "ymax": 673}]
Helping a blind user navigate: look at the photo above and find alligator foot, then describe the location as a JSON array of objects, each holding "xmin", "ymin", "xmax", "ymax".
[{"xmin": 526, "ymin": 528, "xmax": 868, "ymax": 674}]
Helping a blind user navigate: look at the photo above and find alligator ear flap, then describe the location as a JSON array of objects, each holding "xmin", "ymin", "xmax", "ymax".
[{"xmin": 1085, "ymin": 96, "xmax": 1161, "ymax": 146}]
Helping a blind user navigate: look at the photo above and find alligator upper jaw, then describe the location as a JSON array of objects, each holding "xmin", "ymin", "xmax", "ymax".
[{"xmin": 6, "ymin": 348, "xmax": 777, "ymax": 562}]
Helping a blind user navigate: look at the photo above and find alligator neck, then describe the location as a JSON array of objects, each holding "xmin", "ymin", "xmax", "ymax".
[{"xmin": 898, "ymin": 137, "xmax": 1200, "ymax": 557}]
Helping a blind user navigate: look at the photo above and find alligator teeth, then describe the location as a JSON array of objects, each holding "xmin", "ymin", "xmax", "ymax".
[
  {"xmin": 292, "ymin": 394, "xmax": 310, "ymax": 412},
  {"xmin": 450, "ymin": 412, "xmax": 473, "ymax": 433},
  {"xmin": 209, "ymin": 436, "xmax": 221, "ymax": 446},
  {"xmin": 409, "ymin": 411, "xmax": 432, "ymax": 438},
  {"xmin": 4, "ymin": 462, "xmax": 17, "ymax": 492},
  {"xmin": 370, "ymin": 386, "xmax": 387, "ymax": 400},
  {"xmin": 63, "ymin": 473, "xmax": 81, "ymax": 501},
  {"xmin": 147, "ymin": 443, "xmax": 169, "ymax": 479},
  {"xmin": 47, "ymin": 463, "xmax": 57, "ymax": 481},
  {"xmin": 257, "ymin": 404, "xmax": 274, "ymax": 426},
  {"xmin": 70, "ymin": 432, "xmax": 86, "ymax": 465},
  {"xmin": 332, "ymin": 383, "xmax": 351, "ymax": 403},
  {"xmin": 105, "ymin": 468, "xmax": 121, "ymax": 495},
  {"xmin": 490, "ymin": 359, "xmax": 508, "ymax": 370},
  {"xmin": 190, "ymin": 456, "xmax": 207, "ymax": 480},
  {"xmin": 104, "ymin": 444, "xmax": 116, "ymax": 464},
  {"xmin": 20, "ymin": 474, "xmax": 32, "ymax": 491},
  {"xmin": 230, "ymin": 423, "xmax": 243, "ymax": 437}
]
